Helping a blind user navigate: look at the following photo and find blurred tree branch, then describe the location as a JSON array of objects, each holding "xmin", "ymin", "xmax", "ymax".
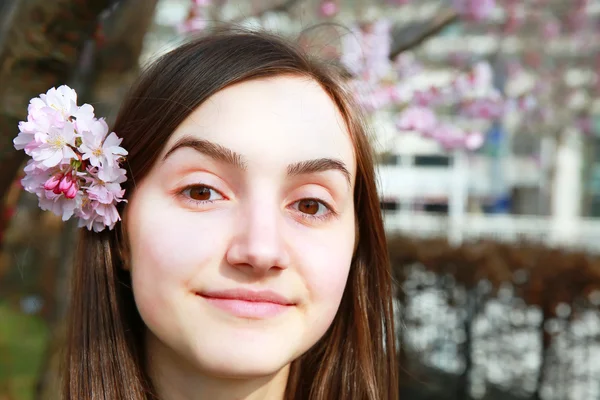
[
  {"xmin": 390, "ymin": 7, "xmax": 459, "ymax": 60},
  {"xmin": 233, "ymin": 0, "xmax": 303, "ymax": 22}
]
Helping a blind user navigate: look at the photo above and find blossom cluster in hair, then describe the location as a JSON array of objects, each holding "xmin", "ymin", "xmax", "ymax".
[{"xmin": 13, "ymin": 85, "xmax": 128, "ymax": 232}]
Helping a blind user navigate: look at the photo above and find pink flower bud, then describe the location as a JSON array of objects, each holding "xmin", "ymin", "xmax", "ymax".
[
  {"xmin": 44, "ymin": 174, "xmax": 62, "ymax": 191},
  {"xmin": 64, "ymin": 183, "xmax": 78, "ymax": 199},
  {"xmin": 59, "ymin": 175, "xmax": 74, "ymax": 193}
]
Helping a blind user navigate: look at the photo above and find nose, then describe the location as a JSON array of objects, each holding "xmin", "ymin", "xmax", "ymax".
[{"xmin": 225, "ymin": 201, "xmax": 290, "ymax": 274}]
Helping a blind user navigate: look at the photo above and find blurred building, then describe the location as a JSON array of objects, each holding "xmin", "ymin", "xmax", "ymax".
[{"xmin": 146, "ymin": 0, "xmax": 600, "ymax": 252}]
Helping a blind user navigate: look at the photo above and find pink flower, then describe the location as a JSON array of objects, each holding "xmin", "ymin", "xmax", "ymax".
[
  {"xmin": 87, "ymin": 182, "xmax": 125, "ymax": 205},
  {"xmin": 79, "ymin": 119, "xmax": 128, "ymax": 168},
  {"xmin": 320, "ymin": 1, "xmax": 338, "ymax": 17},
  {"xmin": 94, "ymin": 203, "xmax": 121, "ymax": 228},
  {"xmin": 22, "ymin": 161, "xmax": 53, "ymax": 196},
  {"xmin": 72, "ymin": 104, "xmax": 96, "ymax": 132},
  {"xmin": 30, "ymin": 122, "xmax": 78, "ymax": 168},
  {"xmin": 97, "ymin": 165, "xmax": 127, "ymax": 184},
  {"xmin": 431, "ymin": 124, "xmax": 466, "ymax": 151},
  {"xmin": 461, "ymin": 99, "xmax": 504, "ymax": 120},
  {"xmin": 413, "ymin": 88, "xmax": 443, "ymax": 107},
  {"xmin": 14, "ymin": 84, "xmax": 128, "ymax": 232},
  {"xmin": 37, "ymin": 86, "xmax": 79, "ymax": 120},
  {"xmin": 340, "ymin": 20, "xmax": 392, "ymax": 82},
  {"xmin": 38, "ymin": 191, "xmax": 80, "ymax": 221},
  {"xmin": 14, "ymin": 102, "xmax": 65, "ymax": 155},
  {"xmin": 396, "ymin": 107, "xmax": 438, "ymax": 133},
  {"xmin": 76, "ymin": 200, "xmax": 121, "ymax": 232}
]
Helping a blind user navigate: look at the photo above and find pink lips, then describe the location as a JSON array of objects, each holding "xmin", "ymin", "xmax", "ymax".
[{"xmin": 198, "ymin": 288, "xmax": 295, "ymax": 319}]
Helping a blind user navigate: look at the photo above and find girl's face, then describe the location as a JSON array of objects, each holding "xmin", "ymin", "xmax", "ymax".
[{"xmin": 126, "ymin": 76, "xmax": 357, "ymax": 379}]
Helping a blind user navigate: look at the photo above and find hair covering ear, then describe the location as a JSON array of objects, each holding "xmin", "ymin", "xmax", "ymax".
[
  {"xmin": 115, "ymin": 208, "xmax": 131, "ymax": 271},
  {"xmin": 353, "ymin": 215, "xmax": 360, "ymax": 254}
]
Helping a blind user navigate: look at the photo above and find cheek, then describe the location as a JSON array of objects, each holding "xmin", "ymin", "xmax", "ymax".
[
  {"xmin": 126, "ymin": 197, "xmax": 229, "ymax": 327},
  {"xmin": 293, "ymin": 221, "xmax": 355, "ymax": 327}
]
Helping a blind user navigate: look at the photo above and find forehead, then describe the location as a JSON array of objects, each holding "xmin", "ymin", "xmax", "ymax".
[{"xmin": 164, "ymin": 75, "xmax": 356, "ymax": 173}]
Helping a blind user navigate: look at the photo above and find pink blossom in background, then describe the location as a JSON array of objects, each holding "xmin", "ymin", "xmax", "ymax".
[
  {"xmin": 413, "ymin": 88, "xmax": 443, "ymax": 107},
  {"xmin": 454, "ymin": 0, "xmax": 496, "ymax": 22},
  {"xmin": 503, "ymin": 4, "xmax": 524, "ymax": 34},
  {"xmin": 543, "ymin": 19, "xmax": 561, "ymax": 40},
  {"xmin": 431, "ymin": 124, "xmax": 467, "ymax": 151},
  {"xmin": 394, "ymin": 53, "xmax": 423, "ymax": 79},
  {"xmin": 465, "ymin": 131, "xmax": 485, "ymax": 150},
  {"xmin": 469, "ymin": 62, "xmax": 493, "ymax": 89},
  {"xmin": 178, "ymin": 0, "xmax": 211, "ymax": 34},
  {"xmin": 461, "ymin": 98, "xmax": 504, "ymax": 120},
  {"xmin": 396, "ymin": 106, "xmax": 438, "ymax": 133},
  {"xmin": 341, "ymin": 19, "xmax": 392, "ymax": 83},
  {"xmin": 178, "ymin": 16, "xmax": 208, "ymax": 34},
  {"xmin": 319, "ymin": 1, "xmax": 338, "ymax": 17}
]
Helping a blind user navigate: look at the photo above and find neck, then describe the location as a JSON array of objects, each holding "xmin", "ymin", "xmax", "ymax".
[{"xmin": 145, "ymin": 332, "xmax": 289, "ymax": 400}]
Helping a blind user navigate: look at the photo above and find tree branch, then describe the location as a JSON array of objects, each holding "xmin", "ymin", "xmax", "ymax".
[
  {"xmin": 233, "ymin": 0, "xmax": 303, "ymax": 22},
  {"xmin": 389, "ymin": 8, "xmax": 459, "ymax": 60}
]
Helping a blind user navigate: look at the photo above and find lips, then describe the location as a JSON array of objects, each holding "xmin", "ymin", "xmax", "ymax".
[{"xmin": 197, "ymin": 288, "xmax": 295, "ymax": 319}]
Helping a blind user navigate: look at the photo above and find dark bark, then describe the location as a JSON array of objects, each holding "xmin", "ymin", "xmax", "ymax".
[{"xmin": 390, "ymin": 8, "xmax": 459, "ymax": 60}]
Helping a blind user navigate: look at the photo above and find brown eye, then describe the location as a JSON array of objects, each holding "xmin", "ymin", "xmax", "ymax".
[
  {"xmin": 297, "ymin": 199, "xmax": 321, "ymax": 215},
  {"xmin": 183, "ymin": 185, "xmax": 223, "ymax": 202},
  {"xmin": 189, "ymin": 186, "xmax": 211, "ymax": 201}
]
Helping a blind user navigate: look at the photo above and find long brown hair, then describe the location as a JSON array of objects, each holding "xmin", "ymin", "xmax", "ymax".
[{"xmin": 62, "ymin": 28, "xmax": 398, "ymax": 399}]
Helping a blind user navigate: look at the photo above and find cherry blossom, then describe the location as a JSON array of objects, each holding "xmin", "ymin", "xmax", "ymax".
[
  {"xmin": 13, "ymin": 85, "xmax": 128, "ymax": 232},
  {"xmin": 396, "ymin": 106, "xmax": 438, "ymax": 133},
  {"xmin": 79, "ymin": 119, "xmax": 128, "ymax": 168},
  {"xmin": 30, "ymin": 122, "xmax": 78, "ymax": 168}
]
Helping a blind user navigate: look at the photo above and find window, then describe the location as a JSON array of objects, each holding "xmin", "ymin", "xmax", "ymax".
[
  {"xmin": 413, "ymin": 155, "xmax": 452, "ymax": 167},
  {"xmin": 380, "ymin": 199, "xmax": 400, "ymax": 211}
]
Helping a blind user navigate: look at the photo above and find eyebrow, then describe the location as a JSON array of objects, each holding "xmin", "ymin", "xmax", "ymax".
[
  {"xmin": 163, "ymin": 136, "xmax": 351, "ymax": 186},
  {"xmin": 163, "ymin": 137, "xmax": 246, "ymax": 169}
]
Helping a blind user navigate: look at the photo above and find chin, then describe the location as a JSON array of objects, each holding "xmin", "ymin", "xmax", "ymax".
[
  {"xmin": 192, "ymin": 344, "xmax": 294, "ymax": 378},
  {"xmin": 183, "ymin": 316, "xmax": 308, "ymax": 378}
]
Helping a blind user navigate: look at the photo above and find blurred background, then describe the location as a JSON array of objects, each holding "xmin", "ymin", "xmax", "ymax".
[{"xmin": 1, "ymin": 0, "xmax": 600, "ymax": 399}]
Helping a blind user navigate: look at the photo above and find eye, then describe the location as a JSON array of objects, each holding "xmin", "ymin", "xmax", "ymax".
[
  {"xmin": 181, "ymin": 185, "xmax": 224, "ymax": 203},
  {"xmin": 292, "ymin": 199, "xmax": 332, "ymax": 218},
  {"xmin": 296, "ymin": 199, "xmax": 322, "ymax": 215}
]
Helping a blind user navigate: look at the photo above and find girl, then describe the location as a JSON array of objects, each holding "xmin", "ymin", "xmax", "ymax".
[{"xmin": 26, "ymin": 28, "xmax": 398, "ymax": 400}]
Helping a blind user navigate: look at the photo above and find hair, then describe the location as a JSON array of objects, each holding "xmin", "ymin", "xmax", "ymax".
[{"xmin": 61, "ymin": 28, "xmax": 398, "ymax": 399}]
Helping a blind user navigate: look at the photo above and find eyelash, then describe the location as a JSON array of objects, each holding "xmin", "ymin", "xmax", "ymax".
[
  {"xmin": 177, "ymin": 184, "xmax": 337, "ymax": 222},
  {"xmin": 292, "ymin": 198, "xmax": 337, "ymax": 222},
  {"xmin": 177, "ymin": 184, "xmax": 226, "ymax": 206}
]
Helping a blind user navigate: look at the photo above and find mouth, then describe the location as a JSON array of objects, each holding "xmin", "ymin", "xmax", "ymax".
[{"xmin": 197, "ymin": 288, "xmax": 295, "ymax": 319}]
